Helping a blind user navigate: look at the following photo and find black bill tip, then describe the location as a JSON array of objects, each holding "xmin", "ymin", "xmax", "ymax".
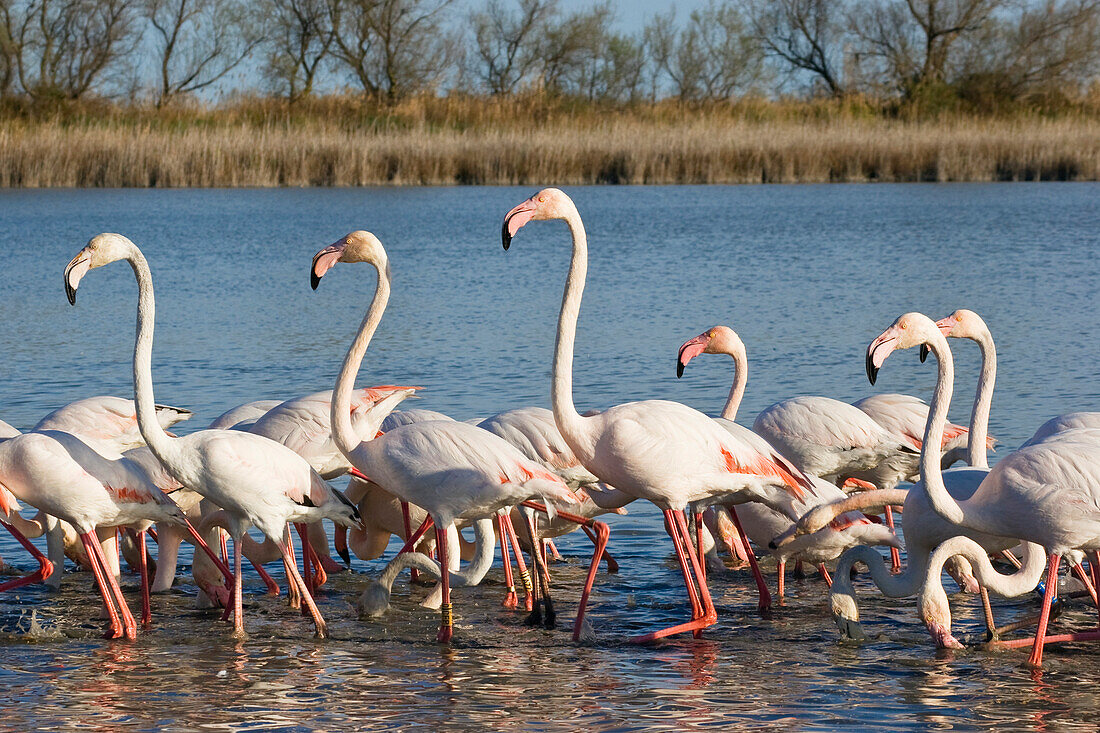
[
  {"xmin": 919, "ymin": 343, "xmax": 929, "ymax": 363},
  {"xmin": 676, "ymin": 359, "xmax": 685, "ymax": 378},
  {"xmin": 501, "ymin": 217, "xmax": 513, "ymax": 251},
  {"xmin": 65, "ymin": 281, "xmax": 76, "ymax": 306},
  {"xmin": 865, "ymin": 350, "xmax": 879, "ymax": 386}
]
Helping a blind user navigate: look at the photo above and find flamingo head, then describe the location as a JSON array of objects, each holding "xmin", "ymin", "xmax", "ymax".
[
  {"xmin": 866, "ymin": 312, "xmax": 941, "ymax": 385},
  {"xmin": 921, "ymin": 308, "xmax": 986, "ymax": 362},
  {"xmin": 311, "ymin": 230, "xmax": 389, "ymax": 290},
  {"xmin": 676, "ymin": 325, "xmax": 744, "ymax": 378},
  {"xmin": 65, "ymin": 233, "xmax": 135, "ymax": 305},
  {"xmin": 501, "ymin": 188, "xmax": 576, "ymax": 250}
]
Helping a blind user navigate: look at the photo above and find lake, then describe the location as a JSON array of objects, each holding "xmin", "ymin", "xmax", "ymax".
[{"xmin": 0, "ymin": 183, "xmax": 1098, "ymax": 730}]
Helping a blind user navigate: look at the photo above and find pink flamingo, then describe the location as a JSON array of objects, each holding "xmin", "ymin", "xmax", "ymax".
[
  {"xmin": 312, "ymin": 229, "xmax": 583, "ymax": 642},
  {"xmin": 1023, "ymin": 412, "xmax": 1100, "ymax": 448},
  {"xmin": 676, "ymin": 325, "xmax": 900, "ymax": 603},
  {"xmin": 33, "ymin": 396, "xmax": 192, "ymax": 454},
  {"xmin": 502, "ymin": 188, "xmax": 827, "ymax": 642},
  {"xmin": 208, "ymin": 400, "xmax": 282, "ymax": 430},
  {"xmin": 66, "ymin": 233, "xmax": 360, "ymax": 638},
  {"xmin": 0, "ymin": 429, "xmax": 190, "ymax": 638},
  {"xmin": 867, "ymin": 311, "xmax": 1100, "ymax": 666}
]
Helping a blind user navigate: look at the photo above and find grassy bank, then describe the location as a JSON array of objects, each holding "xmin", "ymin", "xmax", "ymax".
[{"xmin": 2, "ymin": 96, "xmax": 1098, "ymax": 186}]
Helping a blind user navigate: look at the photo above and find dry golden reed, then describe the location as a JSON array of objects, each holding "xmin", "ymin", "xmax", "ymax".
[{"xmin": 1, "ymin": 98, "xmax": 1097, "ymax": 186}]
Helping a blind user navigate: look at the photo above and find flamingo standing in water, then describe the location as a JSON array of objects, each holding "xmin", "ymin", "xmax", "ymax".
[
  {"xmin": 311, "ymin": 230, "xmax": 583, "ymax": 642},
  {"xmin": 65, "ymin": 233, "xmax": 361, "ymax": 638},
  {"xmin": 502, "ymin": 188, "xmax": 827, "ymax": 641},
  {"xmin": 676, "ymin": 326, "xmax": 900, "ymax": 603},
  {"xmin": 867, "ymin": 311, "xmax": 1100, "ymax": 666},
  {"xmin": 1023, "ymin": 412, "xmax": 1100, "ymax": 448},
  {"xmin": 0, "ymin": 429, "xmax": 190, "ymax": 638}
]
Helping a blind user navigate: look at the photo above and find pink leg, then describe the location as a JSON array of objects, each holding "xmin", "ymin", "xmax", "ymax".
[
  {"xmin": 435, "ymin": 524, "xmax": 453, "ymax": 643},
  {"xmin": 91, "ymin": 531, "xmax": 137, "ymax": 640},
  {"xmin": 279, "ymin": 537, "xmax": 327, "ymax": 638},
  {"xmin": 581, "ymin": 523, "xmax": 619, "ymax": 573},
  {"xmin": 630, "ymin": 509, "xmax": 717, "ymax": 643},
  {"xmin": 777, "ymin": 561, "xmax": 785, "ymax": 599},
  {"xmin": 1071, "ymin": 563, "xmax": 1098, "ymax": 607},
  {"xmin": 728, "ymin": 506, "xmax": 771, "ymax": 611},
  {"xmin": 0, "ymin": 521, "xmax": 53, "ymax": 592},
  {"xmin": 80, "ymin": 532, "xmax": 124, "ymax": 639},
  {"xmin": 694, "ymin": 512, "xmax": 706, "ymax": 585},
  {"xmin": 884, "ymin": 506, "xmax": 901, "ymax": 572},
  {"xmin": 572, "ymin": 521, "xmax": 610, "ymax": 642},
  {"xmin": 220, "ymin": 532, "xmax": 229, "ymax": 566},
  {"xmin": 183, "ymin": 519, "xmax": 234, "ymax": 585},
  {"xmin": 818, "ymin": 564, "xmax": 832, "ymax": 587},
  {"xmin": 546, "ymin": 538, "xmax": 563, "ymax": 562},
  {"xmin": 252, "ymin": 559, "xmax": 280, "ymax": 596},
  {"xmin": 285, "ymin": 539, "xmax": 302, "ymax": 610},
  {"xmin": 294, "ymin": 524, "xmax": 313, "ymax": 599},
  {"xmin": 138, "ymin": 530, "xmax": 151, "ymax": 628},
  {"xmin": 497, "ymin": 515, "xmax": 518, "ymax": 610},
  {"xmin": 1029, "ymin": 554, "xmax": 1061, "ymax": 667},
  {"xmin": 502, "ymin": 515, "xmax": 533, "ymax": 611}
]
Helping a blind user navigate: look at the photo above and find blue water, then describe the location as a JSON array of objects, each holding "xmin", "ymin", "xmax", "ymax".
[{"xmin": 0, "ymin": 184, "xmax": 1098, "ymax": 730}]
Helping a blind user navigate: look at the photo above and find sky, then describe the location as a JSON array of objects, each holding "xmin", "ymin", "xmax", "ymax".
[{"xmin": 557, "ymin": 0, "xmax": 709, "ymax": 31}]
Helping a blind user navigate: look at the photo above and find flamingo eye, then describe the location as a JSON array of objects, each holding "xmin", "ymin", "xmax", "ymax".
[
  {"xmin": 900, "ymin": 322, "xmax": 908, "ymax": 329},
  {"xmin": 956, "ymin": 314, "xmax": 963, "ymax": 321},
  {"xmin": 538, "ymin": 196, "xmax": 545, "ymax": 203},
  {"xmin": 708, "ymin": 330, "xmax": 715, "ymax": 338}
]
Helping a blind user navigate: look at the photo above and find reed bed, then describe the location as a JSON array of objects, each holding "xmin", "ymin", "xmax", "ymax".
[{"xmin": 1, "ymin": 112, "xmax": 1098, "ymax": 187}]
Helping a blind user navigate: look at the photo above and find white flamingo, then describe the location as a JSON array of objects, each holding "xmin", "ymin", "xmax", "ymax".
[
  {"xmin": 866, "ymin": 311, "xmax": 1100, "ymax": 666},
  {"xmin": 502, "ymin": 188, "xmax": 830, "ymax": 642},
  {"xmin": 311, "ymin": 229, "xmax": 582, "ymax": 642},
  {"xmin": 676, "ymin": 325, "xmax": 900, "ymax": 604},
  {"xmin": 65, "ymin": 233, "xmax": 360, "ymax": 638}
]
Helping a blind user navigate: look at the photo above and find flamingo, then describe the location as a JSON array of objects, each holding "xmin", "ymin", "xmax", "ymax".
[
  {"xmin": 1022, "ymin": 412, "xmax": 1100, "ymax": 448},
  {"xmin": 676, "ymin": 325, "xmax": 900, "ymax": 603},
  {"xmin": 502, "ymin": 188, "xmax": 830, "ymax": 642},
  {"xmin": 867, "ymin": 311, "xmax": 1100, "ymax": 666},
  {"xmin": 65, "ymin": 233, "xmax": 361, "ymax": 638},
  {"xmin": 311, "ymin": 229, "xmax": 583, "ymax": 642},
  {"xmin": 208, "ymin": 400, "xmax": 282, "ymax": 430},
  {"xmin": 853, "ymin": 393, "xmax": 986, "ymax": 470},
  {"xmin": 0, "ymin": 429, "xmax": 190, "ymax": 638},
  {"xmin": 247, "ymin": 385, "xmax": 419, "ymax": 583},
  {"xmin": 33, "ymin": 396, "xmax": 192, "ymax": 454}
]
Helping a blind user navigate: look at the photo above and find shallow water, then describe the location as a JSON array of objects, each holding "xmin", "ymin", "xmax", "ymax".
[{"xmin": 0, "ymin": 183, "xmax": 1098, "ymax": 731}]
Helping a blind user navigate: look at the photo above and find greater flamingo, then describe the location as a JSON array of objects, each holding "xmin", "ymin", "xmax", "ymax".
[
  {"xmin": 33, "ymin": 396, "xmax": 192, "ymax": 454},
  {"xmin": 311, "ymin": 229, "xmax": 583, "ymax": 642},
  {"xmin": 1022, "ymin": 412, "xmax": 1100, "ymax": 448},
  {"xmin": 0, "ymin": 429, "xmax": 190, "ymax": 638},
  {"xmin": 65, "ymin": 233, "xmax": 360, "ymax": 638},
  {"xmin": 502, "ymin": 188, "xmax": 829, "ymax": 642},
  {"xmin": 867, "ymin": 311, "xmax": 1100, "ymax": 665},
  {"xmin": 676, "ymin": 325, "xmax": 900, "ymax": 603}
]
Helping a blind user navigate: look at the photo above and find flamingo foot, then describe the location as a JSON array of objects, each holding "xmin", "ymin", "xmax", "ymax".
[
  {"xmin": 502, "ymin": 589, "xmax": 518, "ymax": 610},
  {"xmin": 629, "ymin": 612, "xmax": 717, "ymax": 644}
]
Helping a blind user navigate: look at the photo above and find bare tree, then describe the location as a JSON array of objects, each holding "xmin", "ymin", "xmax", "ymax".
[
  {"xmin": 327, "ymin": 0, "xmax": 456, "ymax": 100},
  {"xmin": 469, "ymin": 0, "xmax": 555, "ymax": 94},
  {"xmin": 265, "ymin": 0, "xmax": 333, "ymax": 100},
  {"xmin": 535, "ymin": 1, "xmax": 612, "ymax": 92},
  {"xmin": 12, "ymin": 0, "xmax": 138, "ymax": 100},
  {"xmin": 851, "ymin": 0, "xmax": 1004, "ymax": 94},
  {"xmin": 144, "ymin": 0, "xmax": 264, "ymax": 107},
  {"xmin": 647, "ymin": 1, "xmax": 766, "ymax": 100},
  {"xmin": 750, "ymin": 0, "xmax": 847, "ymax": 95},
  {"xmin": 0, "ymin": 1, "xmax": 20, "ymax": 97}
]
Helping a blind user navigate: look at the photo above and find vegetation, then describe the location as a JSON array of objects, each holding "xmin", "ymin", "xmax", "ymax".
[{"xmin": 0, "ymin": 0, "xmax": 1098, "ymax": 186}]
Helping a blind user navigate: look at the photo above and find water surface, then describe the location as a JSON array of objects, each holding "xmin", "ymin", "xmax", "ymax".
[{"xmin": 0, "ymin": 184, "xmax": 1098, "ymax": 731}]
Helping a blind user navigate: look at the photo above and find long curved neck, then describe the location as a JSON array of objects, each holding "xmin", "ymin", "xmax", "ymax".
[
  {"xmin": 331, "ymin": 263, "xmax": 389, "ymax": 461},
  {"xmin": 127, "ymin": 247, "xmax": 179, "ymax": 468},
  {"xmin": 966, "ymin": 328, "xmax": 996, "ymax": 469},
  {"xmin": 551, "ymin": 210, "xmax": 589, "ymax": 450},
  {"xmin": 920, "ymin": 334, "xmax": 995, "ymax": 533},
  {"xmin": 720, "ymin": 348, "xmax": 747, "ymax": 421},
  {"xmin": 825, "ymin": 488, "xmax": 910, "ymax": 521},
  {"xmin": 830, "ymin": 545, "xmax": 926, "ymax": 622}
]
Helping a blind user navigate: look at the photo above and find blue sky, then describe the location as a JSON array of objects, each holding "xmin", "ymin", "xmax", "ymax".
[{"xmin": 557, "ymin": 0, "xmax": 708, "ymax": 30}]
